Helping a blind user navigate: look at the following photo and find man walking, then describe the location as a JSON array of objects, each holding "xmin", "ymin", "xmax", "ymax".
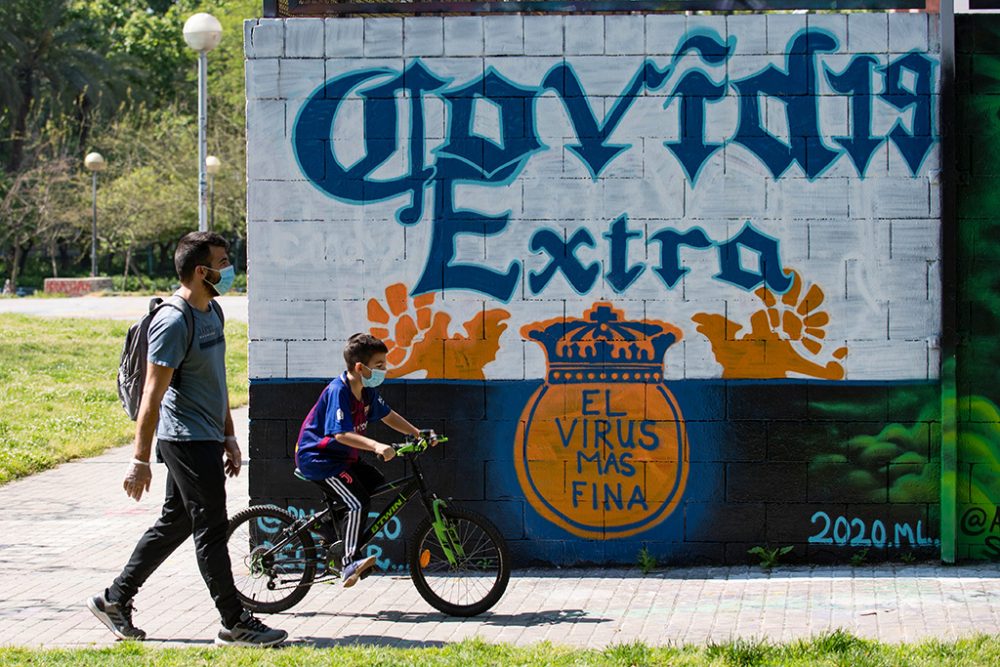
[{"xmin": 88, "ymin": 231, "xmax": 286, "ymax": 646}]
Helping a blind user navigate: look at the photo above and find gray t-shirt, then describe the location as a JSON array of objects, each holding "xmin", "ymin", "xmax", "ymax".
[{"xmin": 147, "ymin": 298, "xmax": 228, "ymax": 442}]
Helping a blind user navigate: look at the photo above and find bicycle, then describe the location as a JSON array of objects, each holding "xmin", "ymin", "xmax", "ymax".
[{"xmin": 226, "ymin": 432, "xmax": 511, "ymax": 617}]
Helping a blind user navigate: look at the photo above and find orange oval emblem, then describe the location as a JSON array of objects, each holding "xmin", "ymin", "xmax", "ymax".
[{"xmin": 516, "ymin": 303, "xmax": 689, "ymax": 540}]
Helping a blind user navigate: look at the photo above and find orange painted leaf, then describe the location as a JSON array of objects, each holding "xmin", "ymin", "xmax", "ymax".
[
  {"xmin": 368, "ymin": 299, "xmax": 390, "ymax": 324},
  {"xmin": 782, "ymin": 310, "xmax": 803, "ymax": 339},
  {"xmin": 802, "ymin": 338, "xmax": 822, "ymax": 355},
  {"xmin": 387, "ymin": 347, "xmax": 407, "ymax": 366},
  {"xmin": 416, "ymin": 306, "xmax": 432, "ymax": 330},
  {"xmin": 781, "ymin": 271, "xmax": 803, "ymax": 306},
  {"xmin": 385, "ymin": 283, "xmax": 409, "ymax": 317},
  {"xmin": 395, "ymin": 315, "xmax": 418, "ymax": 347},
  {"xmin": 413, "ymin": 293, "xmax": 435, "ymax": 308},
  {"xmin": 803, "ymin": 311, "xmax": 830, "ymax": 327},
  {"xmin": 797, "ymin": 285, "xmax": 825, "ymax": 315}
]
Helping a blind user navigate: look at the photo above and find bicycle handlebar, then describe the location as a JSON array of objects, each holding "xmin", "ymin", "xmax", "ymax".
[{"xmin": 391, "ymin": 430, "xmax": 448, "ymax": 457}]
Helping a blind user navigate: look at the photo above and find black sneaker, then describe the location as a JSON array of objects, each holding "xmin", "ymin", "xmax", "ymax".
[
  {"xmin": 87, "ymin": 592, "xmax": 146, "ymax": 640},
  {"xmin": 215, "ymin": 611, "xmax": 287, "ymax": 647}
]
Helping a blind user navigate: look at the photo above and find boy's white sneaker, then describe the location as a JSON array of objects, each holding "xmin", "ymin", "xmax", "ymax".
[{"xmin": 342, "ymin": 555, "xmax": 377, "ymax": 588}]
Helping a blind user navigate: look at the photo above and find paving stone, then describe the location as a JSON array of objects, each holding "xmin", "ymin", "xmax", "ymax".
[{"xmin": 1, "ymin": 406, "xmax": 1000, "ymax": 648}]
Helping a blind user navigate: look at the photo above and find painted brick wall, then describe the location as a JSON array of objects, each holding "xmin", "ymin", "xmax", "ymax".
[
  {"xmin": 245, "ymin": 12, "xmax": 944, "ymax": 569},
  {"xmin": 955, "ymin": 16, "xmax": 1000, "ymax": 561}
]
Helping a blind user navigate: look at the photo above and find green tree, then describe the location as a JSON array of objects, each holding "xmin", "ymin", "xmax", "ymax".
[
  {"xmin": 1, "ymin": 0, "xmax": 261, "ymax": 287},
  {"xmin": 0, "ymin": 0, "xmax": 133, "ymax": 173},
  {"xmin": 0, "ymin": 126, "xmax": 83, "ymax": 285},
  {"xmin": 74, "ymin": 0, "xmax": 192, "ymax": 105}
]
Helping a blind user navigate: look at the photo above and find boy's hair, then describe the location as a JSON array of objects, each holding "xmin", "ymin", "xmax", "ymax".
[
  {"xmin": 344, "ymin": 333, "xmax": 388, "ymax": 368},
  {"xmin": 174, "ymin": 231, "xmax": 230, "ymax": 282}
]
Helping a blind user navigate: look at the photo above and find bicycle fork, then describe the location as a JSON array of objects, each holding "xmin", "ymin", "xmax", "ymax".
[{"xmin": 430, "ymin": 498, "xmax": 466, "ymax": 567}]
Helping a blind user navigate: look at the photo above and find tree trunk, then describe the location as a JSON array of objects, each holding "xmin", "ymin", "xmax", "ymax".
[
  {"xmin": 158, "ymin": 242, "xmax": 170, "ymax": 272},
  {"xmin": 57, "ymin": 240, "xmax": 71, "ymax": 274},
  {"xmin": 49, "ymin": 238, "xmax": 58, "ymax": 277},
  {"xmin": 10, "ymin": 244, "xmax": 22, "ymax": 287},
  {"xmin": 122, "ymin": 244, "xmax": 132, "ymax": 291},
  {"xmin": 75, "ymin": 96, "xmax": 93, "ymax": 158},
  {"xmin": 8, "ymin": 68, "xmax": 35, "ymax": 174},
  {"xmin": 16, "ymin": 240, "xmax": 31, "ymax": 277}
]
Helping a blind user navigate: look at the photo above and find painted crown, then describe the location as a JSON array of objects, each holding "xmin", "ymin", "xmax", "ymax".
[{"xmin": 521, "ymin": 303, "xmax": 682, "ymax": 384}]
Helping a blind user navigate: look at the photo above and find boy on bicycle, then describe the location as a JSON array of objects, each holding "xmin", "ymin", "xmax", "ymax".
[{"xmin": 294, "ymin": 333, "xmax": 432, "ymax": 587}]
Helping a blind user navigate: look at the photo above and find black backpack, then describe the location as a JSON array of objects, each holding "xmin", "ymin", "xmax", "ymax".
[{"xmin": 116, "ymin": 296, "xmax": 224, "ymax": 420}]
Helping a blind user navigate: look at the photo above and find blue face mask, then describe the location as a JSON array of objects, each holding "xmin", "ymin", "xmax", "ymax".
[
  {"xmin": 204, "ymin": 265, "xmax": 236, "ymax": 297},
  {"xmin": 361, "ymin": 364, "xmax": 387, "ymax": 388}
]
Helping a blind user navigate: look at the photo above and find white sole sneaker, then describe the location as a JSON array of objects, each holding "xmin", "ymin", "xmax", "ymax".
[
  {"xmin": 86, "ymin": 595, "xmax": 146, "ymax": 641},
  {"xmin": 214, "ymin": 630, "xmax": 288, "ymax": 647},
  {"xmin": 342, "ymin": 555, "xmax": 378, "ymax": 588}
]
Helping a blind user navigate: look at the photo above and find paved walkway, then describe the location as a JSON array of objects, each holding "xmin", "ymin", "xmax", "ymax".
[
  {"xmin": 0, "ymin": 295, "xmax": 247, "ymax": 322},
  {"xmin": 1, "ymin": 406, "xmax": 999, "ymax": 648}
]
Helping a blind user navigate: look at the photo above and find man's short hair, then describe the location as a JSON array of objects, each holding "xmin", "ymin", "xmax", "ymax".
[
  {"xmin": 344, "ymin": 333, "xmax": 388, "ymax": 368},
  {"xmin": 174, "ymin": 231, "xmax": 229, "ymax": 282}
]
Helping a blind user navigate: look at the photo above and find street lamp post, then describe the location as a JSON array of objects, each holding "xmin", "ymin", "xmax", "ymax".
[
  {"xmin": 183, "ymin": 13, "xmax": 223, "ymax": 233},
  {"xmin": 206, "ymin": 155, "xmax": 222, "ymax": 231},
  {"xmin": 83, "ymin": 152, "xmax": 106, "ymax": 277}
]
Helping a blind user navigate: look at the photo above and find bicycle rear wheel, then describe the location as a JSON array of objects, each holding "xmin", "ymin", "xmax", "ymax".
[
  {"xmin": 227, "ymin": 504, "xmax": 316, "ymax": 613},
  {"xmin": 407, "ymin": 506, "xmax": 510, "ymax": 616}
]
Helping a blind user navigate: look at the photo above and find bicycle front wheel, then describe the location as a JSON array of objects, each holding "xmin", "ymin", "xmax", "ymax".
[
  {"xmin": 408, "ymin": 506, "xmax": 510, "ymax": 616},
  {"xmin": 227, "ymin": 504, "xmax": 316, "ymax": 614}
]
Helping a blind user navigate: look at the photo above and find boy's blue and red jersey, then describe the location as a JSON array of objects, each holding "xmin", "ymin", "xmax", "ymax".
[{"xmin": 295, "ymin": 372, "xmax": 391, "ymax": 480}]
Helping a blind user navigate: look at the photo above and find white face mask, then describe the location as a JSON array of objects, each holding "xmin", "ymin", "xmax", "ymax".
[{"xmin": 361, "ymin": 364, "xmax": 387, "ymax": 388}]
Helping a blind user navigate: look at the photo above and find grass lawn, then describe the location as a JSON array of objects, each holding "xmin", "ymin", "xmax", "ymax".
[
  {"xmin": 0, "ymin": 634, "xmax": 998, "ymax": 666},
  {"xmin": 0, "ymin": 314, "xmax": 248, "ymax": 485}
]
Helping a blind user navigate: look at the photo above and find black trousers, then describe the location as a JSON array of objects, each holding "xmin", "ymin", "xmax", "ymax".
[
  {"xmin": 313, "ymin": 460, "xmax": 385, "ymax": 566},
  {"xmin": 109, "ymin": 440, "xmax": 243, "ymax": 627}
]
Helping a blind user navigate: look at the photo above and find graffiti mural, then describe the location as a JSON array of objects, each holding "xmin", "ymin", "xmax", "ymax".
[
  {"xmin": 955, "ymin": 17, "xmax": 1000, "ymax": 561},
  {"xmin": 515, "ymin": 303, "xmax": 687, "ymax": 539},
  {"xmin": 246, "ymin": 13, "xmax": 947, "ymax": 564},
  {"xmin": 808, "ymin": 511, "xmax": 938, "ymax": 550},
  {"xmin": 286, "ymin": 504, "xmax": 409, "ymax": 572},
  {"xmin": 693, "ymin": 270, "xmax": 848, "ymax": 380},
  {"xmin": 367, "ymin": 283, "xmax": 510, "ymax": 379},
  {"xmin": 290, "ymin": 28, "xmax": 937, "ymax": 306},
  {"xmin": 270, "ymin": 23, "xmax": 942, "ymax": 383}
]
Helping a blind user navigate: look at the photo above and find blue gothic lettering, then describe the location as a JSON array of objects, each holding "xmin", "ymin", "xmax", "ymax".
[
  {"xmin": 732, "ymin": 31, "xmax": 841, "ymax": 179},
  {"xmin": 543, "ymin": 61, "xmax": 668, "ymax": 180},
  {"xmin": 715, "ymin": 223, "xmax": 794, "ymax": 292},
  {"xmin": 603, "ymin": 214, "xmax": 645, "ymax": 293},
  {"xmin": 663, "ymin": 31, "xmax": 734, "ymax": 183},
  {"xmin": 412, "ymin": 158, "xmax": 524, "ymax": 300},
  {"xmin": 529, "ymin": 228, "xmax": 600, "ymax": 294},
  {"xmin": 879, "ymin": 52, "xmax": 936, "ymax": 176},
  {"xmin": 437, "ymin": 68, "xmax": 543, "ymax": 178},
  {"xmin": 413, "ymin": 69, "xmax": 542, "ymax": 300},
  {"xmin": 673, "ymin": 32, "xmax": 737, "ymax": 65},
  {"xmin": 648, "ymin": 228, "xmax": 713, "ymax": 289},
  {"xmin": 292, "ymin": 30, "xmax": 940, "ymax": 301},
  {"xmin": 827, "ymin": 55, "xmax": 886, "ymax": 177},
  {"xmin": 665, "ymin": 70, "xmax": 727, "ymax": 184},
  {"xmin": 292, "ymin": 63, "xmax": 449, "ymax": 224}
]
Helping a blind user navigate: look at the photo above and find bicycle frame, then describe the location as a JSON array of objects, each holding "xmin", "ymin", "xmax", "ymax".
[{"xmin": 263, "ymin": 448, "xmax": 457, "ymax": 568}]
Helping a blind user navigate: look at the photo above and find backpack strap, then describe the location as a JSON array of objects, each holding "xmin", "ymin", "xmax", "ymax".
[
  {"xmin": 209, "ymin": 299, "xmax": 225, "ymax": 328},
  {"xmin": 163, "ymin": 295, "xmax": 196, "ymax": 361},
  {"xmin": 147, "ymin": 295, "xmax": 195, "ymax": 369},
  {"xmin": 148, "ymin": 296, "xmax": 221, "ymax": 371}
]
